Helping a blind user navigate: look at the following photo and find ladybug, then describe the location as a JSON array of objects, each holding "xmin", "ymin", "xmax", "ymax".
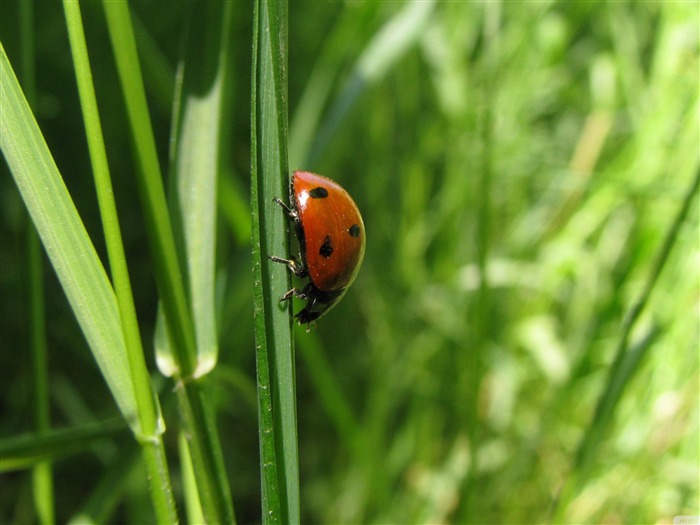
[{"xmin": 270, "ymin": 171, "xmax": 366, "ymax": 326}]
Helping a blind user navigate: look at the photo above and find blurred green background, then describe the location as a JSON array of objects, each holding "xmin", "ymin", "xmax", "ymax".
[{"xmin": 1, "ymin": 1, "xmax": 698, "ymax": 523}]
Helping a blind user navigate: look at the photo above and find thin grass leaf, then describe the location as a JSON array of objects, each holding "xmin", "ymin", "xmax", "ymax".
[
  {"xmin": 101, "ymin": 0, "xmax": 197, "ymax": 377},
  {"xmin": 156, "ymin": 1, "xmax": 233, "ymax": 379},
  {"xmin": 0, "ymin": 418, "xmax": 128, "ymax": 472},
  {"xmin": 218, "ymin": 171, "xmax": 252, "ymax": 247},
  {"xmin": 62, "ymin": 3, "xmax": 176, "ymax": 521},
  {"xmin": 296, "ymin": 337, "xmax": 366, "ymax": 462},
  {"xmin": 131, "ymin": 11, "xmax": 175, "ymax": 117},
  {"xmin": 288, "ymin": 1, "xmax": 383, "ymax": 167},
  {"xmin": 179, "ymin": 430, "xmax": 205, "ymax": 525},
  {"xmin": 0, "ymin": 44, "xmax": 138, "ymax": 430},
  {"xmin": 251, "ymin": 0, "xmax": 299, "ymax": 523},
  {"xmin": 101, "ymin": 2, "xmax": 235, "ymax": 521},
  {"xmin": 575, "ymin": 168, "xmax": 700, "ymax": 468}
]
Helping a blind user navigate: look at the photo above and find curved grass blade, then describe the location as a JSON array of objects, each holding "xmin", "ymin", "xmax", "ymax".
[{"xmin": 0, "ymin": 44, "xmax": 138, "ymax": 432}]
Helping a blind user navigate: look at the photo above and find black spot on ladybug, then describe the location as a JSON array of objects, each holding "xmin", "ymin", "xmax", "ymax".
[
  {"xmin": 348, "ymin": 224, "xmax": 361, "ymax": 238},
  {"xmin": 319, "ymin": 235, "xmax": 333, "ymax": 259},
  {"xmin": 309, "ymin": 187, "xmax": 329, "ymax": 199}
]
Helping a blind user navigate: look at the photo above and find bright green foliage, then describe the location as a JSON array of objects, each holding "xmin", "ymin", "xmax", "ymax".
[{"xmin": 0, "ymin": 1, "xmax": 697, "ymax": 524}]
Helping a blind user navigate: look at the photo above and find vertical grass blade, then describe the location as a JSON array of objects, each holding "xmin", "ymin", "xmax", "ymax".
[
  {"xmin": 62, "ymin": 2, "xmax": 177, "ymax": 521},
  {"xmin": 157, "ymin": 1, "xmax": 233, "ymax": 378},
  {"xmin": 18, "ymin": 2, "xmax": 55, "ymax": 522},
  {"xmin": 576, "ymin": 168, "xmax": 700, "ymax": 471},
  {"xmin": 287, "ymin": 2, "xmax": 382, "ymax": 167},
  {"xmin": 101, "ymin": 2, "xmax": 235, "ymax": 521},
  {"xmin": 251, "ymin": 0, "xmax": 299, "ymax": 523},
  {"xmin": 179, "ymin": 430, "xmax": 205, "ymax": 524},
  {"xmin": 101, "ymin": 0, "xmax": 197, "ymax": 377}
]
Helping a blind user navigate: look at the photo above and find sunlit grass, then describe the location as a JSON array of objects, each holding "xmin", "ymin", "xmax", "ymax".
[{"xmin": 0, "ymin": 1, "xmax": 697, "ymax": 523}]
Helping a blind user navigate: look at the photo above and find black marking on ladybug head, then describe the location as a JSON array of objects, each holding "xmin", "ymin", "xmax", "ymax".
[
  {"xmin": 319, "ymin": 235, "xmax": 333, "ymax": 258},
  {"xmin": 309, "ymin": 187, "xmax": 329, "ymax": 199},
  {"xmin": 348, "ymin": 224, "xmax": 361, "ymax": 238}
]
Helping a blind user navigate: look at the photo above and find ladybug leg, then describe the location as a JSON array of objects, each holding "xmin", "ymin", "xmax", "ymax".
[
  {"xmin": 272, "ymin": 197, "xmax": 298, "ymax": 221},
  {"xmin": 278, "ymin": 281, "xmax": 315, "ymax": 305},
  {"xmin": 279, "ymin": 285, "xmax": 310, "ymax": 302},
  {"xmin": 268, "ymin": 254, "xmax": 308, "ymax": 278}
]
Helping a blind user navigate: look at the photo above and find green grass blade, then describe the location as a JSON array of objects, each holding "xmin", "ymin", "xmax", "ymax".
[
  {"xmin": 101, "ymin": 2, "xmax": 235, "ymax": 522},
  {"xmin": 101, "ymin": 0, "xmax": 197, "ymax": 377},
  {"xmin": 0, "ymin": 418, "xmax": 128, "ymax": 472},
  {"xmin": 62, "ymin": 3, "xmax": 177, "ymax": 522},
  {"xmin": 287, "ymin": 1, "xmax": 382, "ymax": 167},
  {"xmin": 131, "ymin": 11, "xmax": 175, "ymax": 117},
  {"xmin": 251, "ymin": 0, "xmax": 299, "ymax": 523},
  {"xmin": 296, "ymin": 337, "xmax": 366, "ymax": 460},
  {"xmin": 179, "ymin": 430, "xmax": 205, "ymax": 525},
  {"xmin": 552, "ymin": 167, "xmax": 700, "ymax": 520},
  {"xmin": 157, "ymin": 1, "xmax": 233, "ymax": 378},
  {"xmin": 175, "ymin": 380, "xmax": 236, "ymax": 524},
  {"xmin": 0, "ymin": 44, "xmax": 138, "ymax": 430},
  {"xmin": 218, "ymin": 170, "xmax": 252, "ymax": 246}
]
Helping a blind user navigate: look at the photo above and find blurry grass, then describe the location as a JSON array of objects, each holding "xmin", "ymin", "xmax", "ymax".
[
  {"xmin": 1, "ymin": 1, "xmax": 698, "ymax": 524},
  {"xmin": 290, "ymin": 2, "xmax": 698, "ymax": 524},
  {"xmin": 0, "ymin": 417, "xmax": 127, "ymax": 471},
  {"xmin": 18, "ymin": 2, "xmax": 54, "ymax": 523}
]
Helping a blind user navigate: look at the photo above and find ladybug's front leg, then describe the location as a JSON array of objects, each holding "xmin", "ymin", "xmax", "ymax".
[
  {"xmin": 269, "ymin": 254, "xmax": 308, "ymax": 278},
  {"xmin": 273, "ymin": 197, "xmax": 298, "ymax": 221}
]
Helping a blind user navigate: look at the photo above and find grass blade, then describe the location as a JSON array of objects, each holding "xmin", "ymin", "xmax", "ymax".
[
  {"xmin": 552, "ymin": 167, "xmax": 700, "ymax": 519},
  {"xmin": 62, "ymin": 2, "xmax": 177, "ymax": 521},
  {"xmin": 0, "ymin": 43, "xmax": 138, "ymax": 431},
  {"xmin": 101, "ymin": 0, "xmax": 197, "ymax": 377},
  {"xmin": 157, "ymin": 1, "xmax": 233, "ymax": 378},
  {"xmin": 577, "ymin": 169, "xmax": 700, "ymax": 468},
  {"xmin": 288, "ymin": 2, "xmax": 383, "ymax": 167},
  {"xmin": 101, "ymin": 2, "xmax": 235, "ymax": 521},
  {"xmin": 251, "ymin": 0, "xmax": 299, "ymax": 523},
  {"xmin": 0, "ymin": 418, "xmax": 128, "ymax": 472}
]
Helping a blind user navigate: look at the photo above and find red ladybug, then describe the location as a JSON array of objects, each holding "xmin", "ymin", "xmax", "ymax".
[{"xmin": 270, "ymin": 171, "xmax": 366, "ymax": 326}]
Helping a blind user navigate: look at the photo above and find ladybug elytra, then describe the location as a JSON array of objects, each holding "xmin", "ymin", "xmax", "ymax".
[{"xmin": 270, "ymin": 171, "xmax": 366, "ymax": 327}]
